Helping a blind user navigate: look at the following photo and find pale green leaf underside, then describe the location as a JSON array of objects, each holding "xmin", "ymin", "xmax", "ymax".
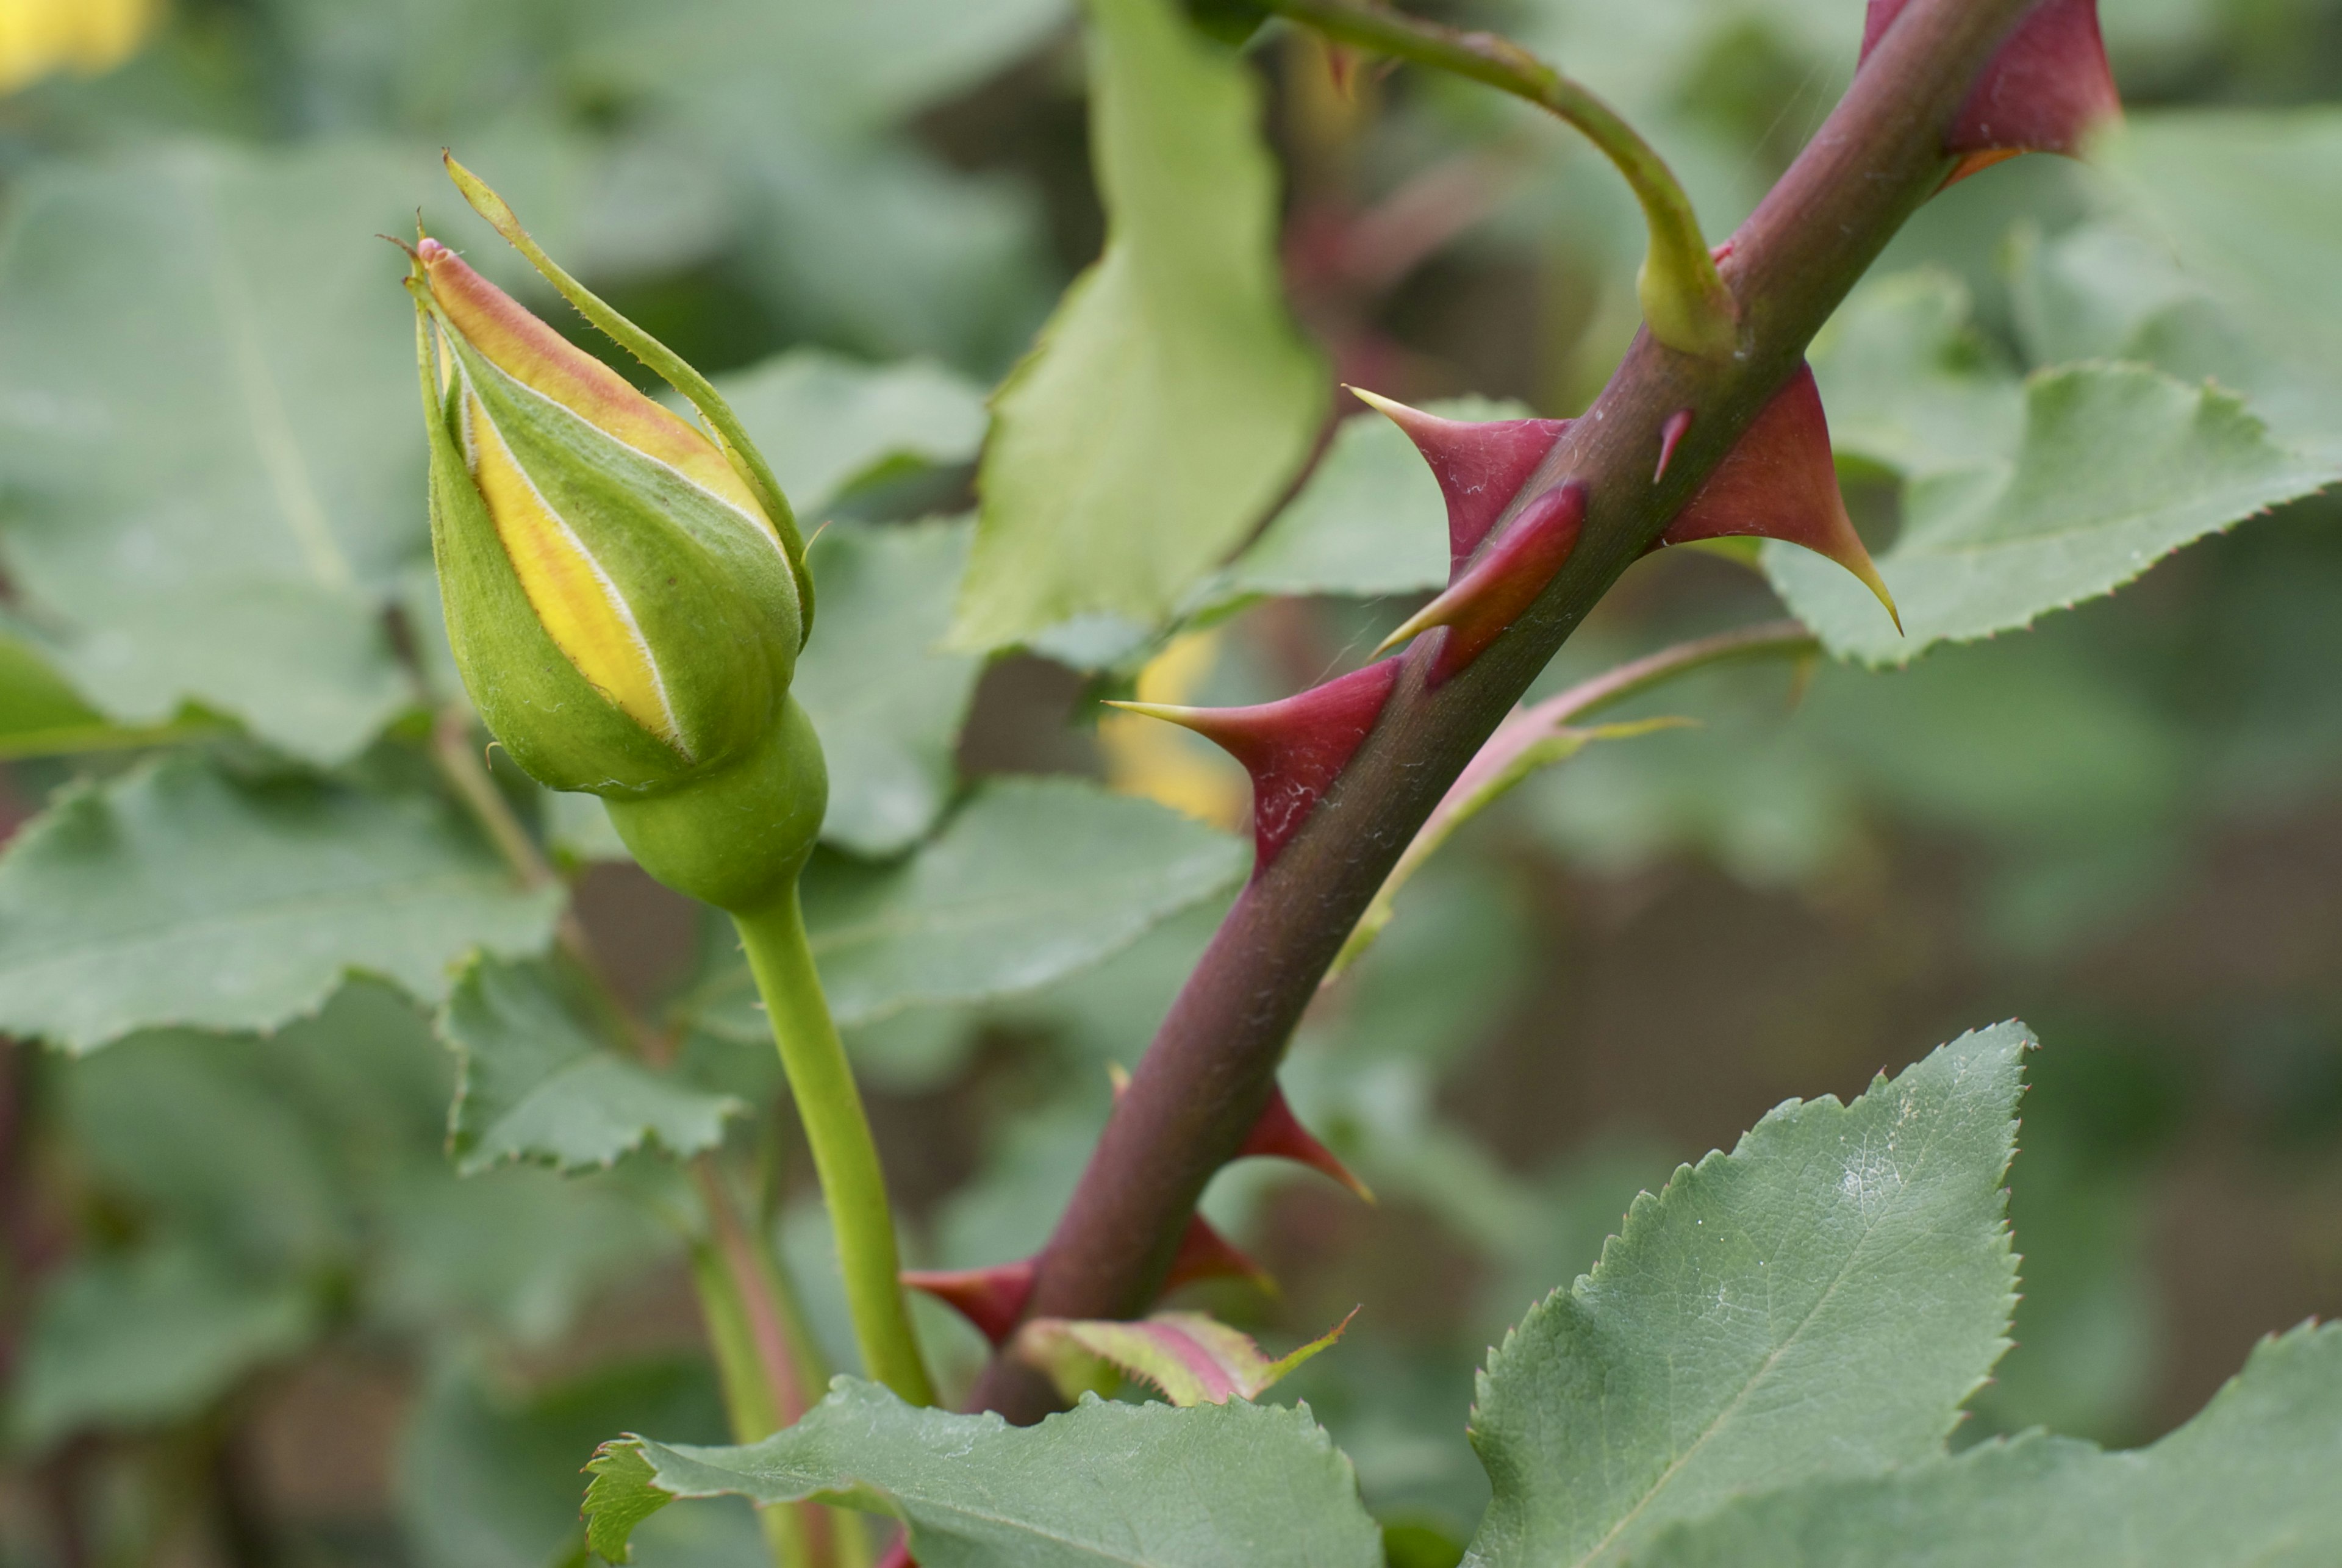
[
  {"xmin": 713, "ymin": 348, "xmax": 989, "ymax": 518},
  {"xmin": 1210, "ymin": 397, "xmax": 1536, "ymax": 606},
  {"xmin": 1635, "ymin": 1320, "xmax": 2342, "ymax": 1567},
  {"xmin": 440, "ymin": 956, "xmax": 743, "ymax": 1175},
  {"xmin": 1775, "ymin": 352, "xmax": 2335, "ymax": 663},
  {"xmin": 684, "ymin": 776, "xmax": 1245, "ymax": 1036},
  {"xmin": 950, "ymin": 0, "xmax": 1325, "ymax": 650},
  {"xmin": 0, "ymin": 755, "xmax": 562, "ymax": 1053},
  {"xmin": 1464, "ymin": 1023, "xmax": 2027, "ymax": 1568},
  {"xmin": 0, "ymin": 140, "xmax": 439, "ymax": 762},
  {"xmin": 583, "ymin": 1379, "xmax": 1383, "ymax": 1567}
]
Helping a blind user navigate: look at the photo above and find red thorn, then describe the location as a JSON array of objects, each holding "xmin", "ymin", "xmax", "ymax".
[
  {"xmin": 1240, "ymin": 1086, "xmax": 1373, "ymax": 1203},
  {"xmin": 1862, "ymin": 0, "xmax": 2119, "ymax": 174},
  {"xmin": 1658, "ymin": 364, "xmax": 1899, "ymax": 631},
  {"xmin": 901, "ymin": 1260, "xmax": 1035, "ymax": 1348},
  {"xmin": 1106, "ymin": 659, "xmax": 1403, "ymax": 868},
  {"xmin": 1376, "ymin": 482, "xmax": 1586, "ymax": 683},
  {"xmin": 1655, "ymin": 409, "xmax": 1695, "ymax": 484},
  {"xmin": 1347, "ymin": 388, "xmax": 1569, "ymax": 569},
  {"xmin": 1166, "ymin": 1215, "xmax": 1275, "ymax": 1297},
  {"xmin": 1710, "ymin": 238, "xmax": 1736, "ymax": 264}
]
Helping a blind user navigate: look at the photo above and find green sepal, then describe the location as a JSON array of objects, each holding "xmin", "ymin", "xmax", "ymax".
[
  {"xmin": 442, "ymin": 153, "xmax": 817, "ymax": 643},
  {"xmin": 605, "ymin": 696, "xmax": 828, "ymax": 915},
  {"xmin": 414, "ymin": 306, "xmax": 695, "ymax": 795},
  {"xmin": 441, "ymin": 321, "xmax": 801, "ymax": 779}
]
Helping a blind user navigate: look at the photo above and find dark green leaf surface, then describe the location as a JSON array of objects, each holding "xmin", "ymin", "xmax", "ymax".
[
  {"xmin": 1215, "ymin": 398, "xmax": 1534, "ymax": 604},
  {"xmin": 1772, "ymin": 360, "xmax": 2334, "ymax": 662},
  {"xmin": 715, "ymin": 351, "xmax": 988, "ymax": 518},
  {"xmin": 1634, "ymin": 1320, "xmax": 2342, "ymax": 1568},
  {"xmin": 0, "ymin": 756, "xmax": 562, "ymax": 1053},
  {"xmin": 793, "ymin": 519, "xmax": 984, "ymax": 856},
  {"xmin": 1463, "ymin": 1024, "xmax": 2027, "ymax": 1568},
  {"xmin": 950, "ymin": 0, "xmax": 1325, "ymax": 648},
  {"xmin": 0, "ymin": 140, "xmax": 434, "ymax": 762},
  {"xmin": 440, "ymin": 956, "xmax": 745, "ymax": 1175},
  {"xmin": 583, "ymin": 1379, "xmax": 1383, "ymax": 1567},
  {"xmin": 685, "ymin": 778, "xmax": 1245, "ymax": 1035}
]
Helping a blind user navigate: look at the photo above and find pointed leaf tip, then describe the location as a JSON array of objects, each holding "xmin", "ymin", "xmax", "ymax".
[
  {"xmin": 1348, "ymin": 386, "xmax": 1569, "ymax": 567},
  {"xmin": 1239, "ymin": 1086, "xmax": 1374, "ymax": 1203},
  {"xmin": 1863, "ymin": 0, "xmax": 2118, "ymax": 175},
  {"xmin": 1109, "ymin": 660, "xmax": 1403, "ymax": 868},
  {"xmin": 1167, "ymin": 1214, "xmax": 1274, "ymax": 1297},
  {"xmin": 1660, "ymin": 364, "xmax": 1899, "ymax": 631},
  {"xmin": 1377, "ymin": 482, "xmax": 1587, "ymax": 681},
  {"xmin": 901, "ymin": 1259, "xmax": 1036, "ymax": 1347}
]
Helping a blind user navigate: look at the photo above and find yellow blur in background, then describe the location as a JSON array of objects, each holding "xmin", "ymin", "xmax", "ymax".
[
  {"xmin": 0, "ymin": 0, "xmax": 157, "ymax": 95},
  {"xmin": 1099, "ymin": 630, "xmax": 1250, "ymax": 831}
]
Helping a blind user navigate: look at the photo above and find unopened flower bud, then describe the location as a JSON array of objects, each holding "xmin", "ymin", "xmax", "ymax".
[{"xmin": 406, "ymin": 234, "xmax": 801, "ymax": 799}]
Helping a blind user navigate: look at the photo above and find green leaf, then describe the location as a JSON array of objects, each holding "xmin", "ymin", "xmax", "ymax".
[
  {"xmin": 715, "ymin": 351, "xmax": 989, "ymax": 518},
  {"xmin": 1633, "ymin": 1320, "xmax": 2342, "ymax": 1568},
  {"xmin": 0, "ymin": 140, "xmax": 445, "ymax": 762},
  {"xmin": 440, "ymin": 956, "xmax": 745, "ymax": 1176},
  {"xmin": 12, "ymin": 1242, "xmax": 317, "ymax": 1447},
  {"xmin": 795, "ymin": 519, "xmax": 985, "ymax": 857},
  {"xmin": 582, "ymin": 1379, "xmax": 1383, "ymax": 1566},
  {"xmin": 949, "ymin": 0, "xmax": 1326, "ymax": 650},
  {"xmin": 0, "ymin": 754, "xmax": 562, "ymax": 1053},
  {"xmin": 1214, "ymin": 398, "xmax": 1534, "ymax": 605},
  {"xmin": 1807, "ymin": 271, "xmax": 2023, "ymax": 481},
  {"xmin": 1462, "ymin": 1023, "xmax": 2027, "ymax": 1568},
  {"xmin": 683, "ymin": 777, "xmax": 1246, "ymax": 1036},
  {"xmin": 1772, "ymin": 361, "xmax": 2335, "ymax": 664}
]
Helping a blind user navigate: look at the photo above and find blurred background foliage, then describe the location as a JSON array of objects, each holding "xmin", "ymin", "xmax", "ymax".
[{"xmin": 0, "ymin": 0, "xmax": 2339, "ymax": 1564}]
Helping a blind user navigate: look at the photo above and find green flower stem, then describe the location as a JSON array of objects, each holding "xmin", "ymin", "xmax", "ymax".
[
  {"xmin": 1256, "ymin": 0, "xmax": 1738, "ymax": 356},
  {"xmin": 732, "ymin": 890, "xmax": 936, "ymax": 1408}
]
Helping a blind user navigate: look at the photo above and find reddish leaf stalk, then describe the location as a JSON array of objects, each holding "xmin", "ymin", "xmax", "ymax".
[{"xmin": 968, "ymin": 0, "xmax": 2043, "ymax": 1420}]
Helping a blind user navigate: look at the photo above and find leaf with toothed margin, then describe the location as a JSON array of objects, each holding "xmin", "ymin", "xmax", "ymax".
[
  {"xmin": 1861, "ymin": 0, "xmax": 2119, "ymax": 176},
  {"xmin": 439, "ymin": 956, "xmax": 746, "ymax": 1176},
  {"xmin": 1771, "ymin": 362, "xmax": 2338, "ymax": 665},
  {"xmin": 1461, "ymin": 1023, "xmax": 2027, "ymax": 1568},
  {"xmin": 1015, "ymin": 1308, "xmax": 1355, "ymax": 1408},
  {"xmin": 1211, "ymin": 397, "xmax": 1538, "ymax": 607},
  {"xmin": 948, "ymin": 0, "xmax": 1325, "ymax": 650},
  {"xmin": 678, "ymin": 778, "xmax": 1247, "ymax": 1037},
  {"xmin": 1110, "ymin": 660, "xmax": 1402, "ymax": 867},
  {"xmin": 0, "ymin": 754, "xmax": 563, "ymax": 1054},
  {"xmin": 581, "ymin": 1378, "xmax": 1384, "ymax": 1566},
  {"xmin": 1631, "ymin": 1321, "xmax": 2342, "ymax": 1568}
]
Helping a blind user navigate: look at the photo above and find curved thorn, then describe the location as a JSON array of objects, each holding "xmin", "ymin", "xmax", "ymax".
[
  {"xmin": 1655, "ymin": 409, "xmax": 1695, "ymax": 484},
  {"xmin": 1239, "ymin": 1086, "xmax": 1374, "ymax": 1204},
  {"xmin": 1105, "ymin": 660, "xmax": 1404, "ymax": 868},
  {"xmin": 1347, "ymin": 386, "xmax": 1569, "ymax": 567},
  {"xmin": 1861, "ymin": 0, "xmax": 2119, "ymax": 177},
  {"xmin": 1376, "ymin": 482, "xmax": 1588, "ymax": 681}
]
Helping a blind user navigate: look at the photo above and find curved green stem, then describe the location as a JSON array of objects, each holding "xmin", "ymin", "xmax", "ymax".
[
  {"xmin": 1257, "ymin": 0, "xmax": 1738, "ymax": 357},
  {"xmin": 732, "ymin": 890, "xmax": 935, "ymax": 1408}
]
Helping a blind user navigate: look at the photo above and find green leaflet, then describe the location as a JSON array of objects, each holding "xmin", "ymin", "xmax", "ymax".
[
  {"xmin": 1462, "ymin": 1024, "xmax": 2027, "ymax": 1568},
  {"xmin": 948, "ymin": 0, "xmax": 1326, "ymax": 650},
  {"xmin": 681, "ymin": 777, "xmax": 1247, "ymax": 1036},
  {"xmin": 792, "ymin": 519, "xmax": 984, "ymax": 857},
  {"xmin": 715, "ymin": 349, "xmax": 989, "ymax": 518},
  {"xmin": 1774, "ymin": 329, "xmax": 2335, "ymax": 662},
  {"xmin": 0, "ymin": 754, "xmax": 563, "ymax": 1053},
  {"xmin": 0, "ymin": 141, "xmax": 430, "ymax": 763},
  {"xmin": 1210, "ymin": 398, "xmax": 1537, "ymax": 607},
  {"xmin": 1633, "ymin": 1321, "xmax": 2342, "ymax": 1567},
  {"xmin": 440, "ymin": 956, "xmax": 745, "ymax": 1176},
  {"xmin": 582, "ymin": 1380, "xmax": 1383, "ymax": 1567}
]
